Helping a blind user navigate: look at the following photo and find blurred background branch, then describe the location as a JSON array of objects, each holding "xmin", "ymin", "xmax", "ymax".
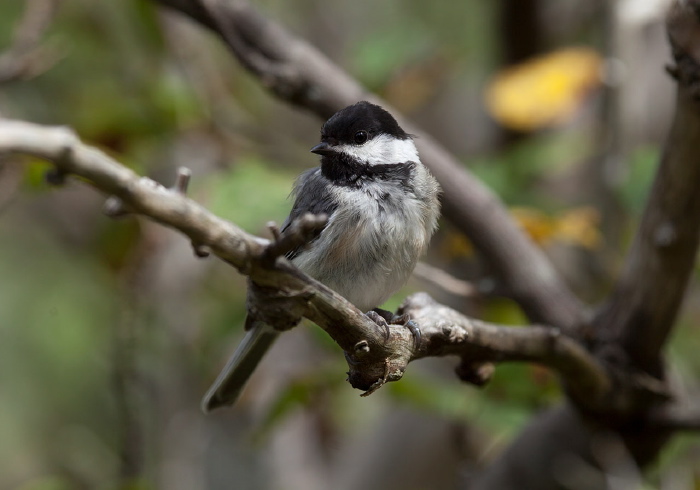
[{"xmin": 0, "ymin": 0, "xmax": 61, "ymax": 84}]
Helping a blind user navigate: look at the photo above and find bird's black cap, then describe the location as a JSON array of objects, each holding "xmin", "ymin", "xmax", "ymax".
[{"xmin": 319, "ymin": 101, "xmax": 410, "ymax": 145}]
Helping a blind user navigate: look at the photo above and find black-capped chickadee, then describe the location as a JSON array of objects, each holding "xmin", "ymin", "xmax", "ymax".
[{"xmin": 202, "ymin": 101, "xmax": 441, "ymax": 412}]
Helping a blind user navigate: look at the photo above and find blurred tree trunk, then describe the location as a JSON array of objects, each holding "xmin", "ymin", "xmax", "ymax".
[
  {"xmin": 499, "ymin": 0, "xmax": 542, "ymax": 65},
  {"xmin": 497, "ymin": 0, "xmax": 543, "ymax": 145}
]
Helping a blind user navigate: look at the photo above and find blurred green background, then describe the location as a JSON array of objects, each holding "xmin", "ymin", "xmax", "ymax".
[{"xmin": 1, "ymin": 0, "xmax": 699, "ymax": 489}]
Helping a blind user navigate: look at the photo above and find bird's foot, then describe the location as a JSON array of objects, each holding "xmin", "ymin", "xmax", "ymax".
[
  {"xmin": 366, "ymin": 309, "xmax": 391, "ymax": 340},
  {"xmin": 365, "ymin": 309, "xmax": 421, "ymax": 350},
  {"xmin": 391, "ymin": 312, "xmax": 421, "ymax": 350}
]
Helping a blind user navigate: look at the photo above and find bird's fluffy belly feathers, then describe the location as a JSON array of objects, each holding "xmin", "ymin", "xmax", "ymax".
[{"xmin": 291, "ymin": 181, "xmax": 431, "ymax": 312}]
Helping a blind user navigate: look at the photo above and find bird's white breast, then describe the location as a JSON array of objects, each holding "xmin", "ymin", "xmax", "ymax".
[{"xmin": 292, "ymin": 166, "xmax": 437, "ymax": 312}]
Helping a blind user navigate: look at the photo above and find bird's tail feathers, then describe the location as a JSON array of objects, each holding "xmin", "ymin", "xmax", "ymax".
[{"xmin": 201, "ymin": 322, "xmax": 279, "ymax": 413}]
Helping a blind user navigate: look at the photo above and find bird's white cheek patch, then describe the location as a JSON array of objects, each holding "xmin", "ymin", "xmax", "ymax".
[{"xmin": 335, "ymin": 134, "xmax": 419, "ymax": 166}]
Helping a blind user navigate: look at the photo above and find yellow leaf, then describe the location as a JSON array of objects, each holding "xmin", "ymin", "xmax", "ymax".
[
  {"xmin": 440, "ymin": 206, "xmax": 602, "ymax": 260},
  {"xmin": 510, "ymin": 207, "xmax": 556, "ymax": 245},
  {"xmin": 485, "ymin": 47, "xmax": 602, "ymax": 131},
  {"xmin": 442, "ymin": 231, "xmax": 474, "ymax": 258},
  {"xmin": 552, "ymin": 206, "xmax": 602, "ymax": 249}
]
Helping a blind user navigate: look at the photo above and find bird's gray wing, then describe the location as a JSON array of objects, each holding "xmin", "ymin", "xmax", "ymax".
[
  {"xmin": 201, "ymin": 169, "xmax": 338, "ymax": 412},
  {"xmin": 281, "ymin": 167, "xmax": 337, "ymax": 260}
]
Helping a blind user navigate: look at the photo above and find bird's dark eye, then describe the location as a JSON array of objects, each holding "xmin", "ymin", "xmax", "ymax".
[{"xmin": 354, "ymin": 130, "xmax": 368, "ymax": 144}]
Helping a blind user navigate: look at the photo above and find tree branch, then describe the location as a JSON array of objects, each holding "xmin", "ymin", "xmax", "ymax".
[
  {"xmin": 594, "ymin": 0, "xmax": 700, "ymax": 375},
  {"xmin": 0, "ymin": 117, "xmax": 610, "ymax": 405},
  {"xmin": 153, "ymin": 0, "xmax": 585, "ymax": 332},
  {"xmin": 647, "ymin": 404, "xmax": 700, "ymax": 431},
  {"xmin": 400, "ymin": 293, "xmax": 611, "ymax": 405},
  {"xmin": 412, "ymin": 261, "xmax": 481, "ymax": 298}
]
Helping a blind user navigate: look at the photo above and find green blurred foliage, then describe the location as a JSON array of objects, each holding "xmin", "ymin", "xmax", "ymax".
[
  {"xmin": 0, "ymin": 222, "xmax": 119, "ymax": 486},
  {"xmin": 469, "ymin": 131, "xmax": 588, "ymax": 207},
  {"xmin": 618, "ymin": 145, "xmax": 660, "ymax": 214},
  {"xmin": 200, "ymin": 157, "xmax": 296, "ymax": 233}
]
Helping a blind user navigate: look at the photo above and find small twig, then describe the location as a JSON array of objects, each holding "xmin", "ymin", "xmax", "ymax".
[
  {"xmin": 267, "ymin": 221, "xmax": 281, "ymax": 241},
  {"xmin": 647, "ymin": 405, "xmax": 700, "ymax": 431},
  {"xmin": 103, "ymin": 196, "xmax": 131, "ymax": 218},
  {"xmin": 171, "ymin": 166, "xmax": 191, "ymax": 194},
  {"xmin": 167, "ymin": 167, "xmax": 210, "ymax": 256},
  {"xmin": 455, "ymin": 359, "xmax": 495, "ymax": 386},
  {"xmin": 412, "ymin": 261, "xmax": 480, "ymax": 298},
  {"xmin": 262, "ymin": 212, "xmax": 328, "ymax": 262}
]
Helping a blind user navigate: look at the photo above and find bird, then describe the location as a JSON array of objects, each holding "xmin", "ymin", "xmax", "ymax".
[{"xmin": 201, "ymin": 101, "xmax": 441, "ymax": 412}]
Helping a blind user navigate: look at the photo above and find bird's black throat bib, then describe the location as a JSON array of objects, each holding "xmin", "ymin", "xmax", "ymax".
[{"xmin": 321, "ymin": 154, "xmax": 415, "ymax": 189}]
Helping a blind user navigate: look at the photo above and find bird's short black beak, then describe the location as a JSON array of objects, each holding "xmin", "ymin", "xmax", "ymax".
[{"xmin": 310, "ymin": 142, "xmax": 335, "ymax": 156}]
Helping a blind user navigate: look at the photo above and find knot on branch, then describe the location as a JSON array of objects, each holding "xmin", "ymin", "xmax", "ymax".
[
  {"xmin": 245, "ymin": 279, "xmax": 307, "ymax": 332},
  {"xmin": 104, "ymin": 173, "xmax": 186, "ymax": 219},
  {"xmin": 667, "ymin": 0, "xmax": 700, "ymax": 99},
  {"xmin": 191, "ymin": 242, "xmax": 211, "ymax": 258},
  {"xmin": 344, "ymin": 319, "xmax": 416, "ymax": 396},
  {"xmin": 44, "ymin": 167, "xmax": 67, "ymax": 185},
  {"xmin": 667, "ymin": 53, "xmax": 700, "ymax": 99},
  {"xmin": 44, "ymin": 139, "xmax": 75, "ymax": 186},
  {"xmin": 583, "ymin": 343, "xmax": 673, "ymax": 418},
  {"xmin": 455, "ymin": 359, "xmax": 495, "ymax": 386},
  {"xmin": 103, "ymin": 195, "xmax": 130, "ymax": 217},
  {"xmin": 439, "ymin": 322, "xmax": 469, "ymax": 344},
  {"xmin": 347, "ymin": 353, "xmax": 408, "ymax": 397}
]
